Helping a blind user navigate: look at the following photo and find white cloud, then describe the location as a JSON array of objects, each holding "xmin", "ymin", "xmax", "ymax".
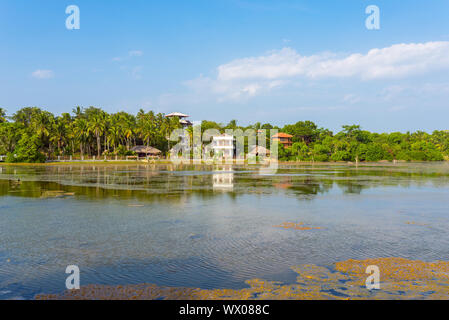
[
  {"xmin": 343, "ymin": 94, "xmax": 361, "ymax": 104},
  {"xmin": 131, "ymin": 66, "xmax": 143, "ymax": 79},
  {"xmin": 128, "ymin": 50, "xmax": 144, "ymax": 57},
  {"xmin": 184, "ymin": 75, "xmax": 285, "ymax": 102},
  {"xmin": 31, "ymin": 69, "xmax": 54, "ymax": 79},
  {"xmin": 186, "ymin": 41, "xmax": 449, "ymax": 101},
  {"xmin": 381, "ymin": 85, "xmax": 406, "ymax": 101},
  {"xmin": 112, "ymin": 50, "xmax": 144, "ymax": 62},
  {"xmin": 218, "ymin": 42, "xmax": 449, "ymax": 81}
]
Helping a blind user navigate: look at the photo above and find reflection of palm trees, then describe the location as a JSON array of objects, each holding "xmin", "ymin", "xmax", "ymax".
[{"xmin": 336, "ymin": 181, "xmax": 364, "ymax": 194}]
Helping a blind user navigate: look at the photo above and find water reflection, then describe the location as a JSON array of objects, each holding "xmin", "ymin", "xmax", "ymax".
[
  {"xmin": 213, "ymin": 165, "xmax": 234, "ymax": 191},
  {"xmin": 1, "ymin": 163, "xmax": 449, "ymax": 202},
  {"xmin": 1, "ymin": 163, "xmax": 449, "ymax": 300}
]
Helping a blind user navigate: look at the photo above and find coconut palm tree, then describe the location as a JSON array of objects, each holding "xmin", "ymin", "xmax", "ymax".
[
  {"xmin": 72, "ymin": 106, "xmax": 84, "ymax": 119},
  {"xmin": 50, "ymin": 119, "xmax": 67, "ymax": 154},
  {"xmin": 88, "ymin": 113, "xmax": 106, "ymax": 157},
  {"xmin": 107, "ymin": 125, "xmax": 122, "ymax": 154},
  {"xmin": 74, "ymin": 118, "xmax": 89, "ymax": 158}
]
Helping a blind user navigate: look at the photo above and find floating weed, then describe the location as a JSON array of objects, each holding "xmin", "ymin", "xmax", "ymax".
[
  {"xmin": 36, "ymin": 258, "xmax": 449, "ymax": 300},
  {"xmin": 274, "ymin": 222, "xmax": 321, "ymax": 231},
  {"xmin": 40, "ymin": 190, "xmax": 75, "ymax": 199}
]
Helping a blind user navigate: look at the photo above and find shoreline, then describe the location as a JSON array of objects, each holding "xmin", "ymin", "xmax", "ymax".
[{"xmin": 1, "ymin": 160, "xmax": 448, "ymax": 167}]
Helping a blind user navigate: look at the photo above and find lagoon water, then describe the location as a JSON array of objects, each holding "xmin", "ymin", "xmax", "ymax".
[{"xmin": 1, "ymin": 163, "xmax": 449, "ymax": 299}]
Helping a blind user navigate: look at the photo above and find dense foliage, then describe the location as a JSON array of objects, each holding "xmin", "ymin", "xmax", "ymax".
[
  {"xmin": 0, "ymin": 107, "xmax": 180, "ymax": 163},
  {"xmin": 0, "ymin": 107, "xmax": 448, "ymax": 163},
  {"xmin": 277, "ymin": 123, "xmax": 447, "ymax": 162}
]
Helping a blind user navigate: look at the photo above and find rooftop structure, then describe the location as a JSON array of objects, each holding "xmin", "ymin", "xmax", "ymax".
[
  {"xmin": 165, "ymin": 112, "xmax": 192, "ymax": 127},
  {"xmin": 271, "ymin": 132, "xmax": 293, "ymax": 148},
  {"xmin": 165, "ymin": 112, "xmax": 189, "ymax": 118},
  {"xmin": 271, "ymin": 133, "xmax": 293, "ymax": 138},
  {"xmin": 130, "ymin": 146, "xmax": 162, "ymax": 158}
]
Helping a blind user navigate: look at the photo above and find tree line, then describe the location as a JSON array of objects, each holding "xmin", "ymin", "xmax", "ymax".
[
  {"xmin": 0, "ymin": 107, "xmax": 180, "ymax": 162},
  {"xmin": 0, "ymin": 107, "xmax": 448, "ymax": 163}
]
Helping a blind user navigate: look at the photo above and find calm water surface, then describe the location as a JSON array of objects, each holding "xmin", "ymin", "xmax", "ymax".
[{"xmin": 1, "ymin": 163, "xmax": 449, "ymax": 299}]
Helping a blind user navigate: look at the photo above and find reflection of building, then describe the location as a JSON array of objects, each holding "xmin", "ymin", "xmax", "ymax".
[
  {"xmin": 273, "ymin": 176, "xmax": 292, "ymax": 189},
  {"xmin": 271, "ymin": 132, "xmax": 293, "ymax": 148},
  {"xmin": 213, "ymin": 165, "xmax": 234, "ymax": 190},
  {"xmin": 165, "ymin": 112, "xmax": 192, "ymax": 127},
  {"xmin": 212, "ymin": 134, "xmax": 235, "ymax": 159}
]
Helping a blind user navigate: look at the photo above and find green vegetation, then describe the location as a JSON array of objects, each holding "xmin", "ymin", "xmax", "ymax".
[
  {"xmin": 0, "ymin": 107, "xmax": 181, "ymax": 163},
  {"xmin": 277, "ymin": 122, "xmax": 447, "ymax": 162},
  {"xmin": 0, "ymin": 107, "xmax": 448, "ymax": 163}
]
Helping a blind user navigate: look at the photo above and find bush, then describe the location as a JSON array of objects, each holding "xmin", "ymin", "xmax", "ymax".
[
  {"xmin": 6, "ymin": 134, "xmax": 46, "ymax": 163},
  {"xmin": 365, "ymin": 144, "xmax": 389, "ymax": 161},
  {"xmin": 331, "ymin": 150, "xmax": 351, "ymax": 162},
  {"xmin": 313, "ymin": 144, "xmax": 330, "ymax": 162}
]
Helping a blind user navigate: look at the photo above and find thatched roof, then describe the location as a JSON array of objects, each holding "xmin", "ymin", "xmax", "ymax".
[
  {"xmin": 165, "ymin": 112, "xmax": 189, "ymax": 118},
  {"xmin": 131, "ymin": 146, "xmax": 162, "ymax": 155},
  {"xmin": 249, "ymin": 145, "xmax": 270, "ymax": 155}
]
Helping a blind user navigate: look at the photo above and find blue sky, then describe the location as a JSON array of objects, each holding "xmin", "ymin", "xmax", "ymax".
[{"xmin": 1, "ymin": 0, "xmax": 449, "ymax": 132}]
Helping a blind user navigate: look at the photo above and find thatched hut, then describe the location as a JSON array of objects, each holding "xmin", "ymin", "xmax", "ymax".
[
  {"xmin": 249, "ymin": 145, "xmax": 270, "ymax": 157},
  {"xmin": 131, "ymin": 146, "xmax": 162, "ymax": 158}
]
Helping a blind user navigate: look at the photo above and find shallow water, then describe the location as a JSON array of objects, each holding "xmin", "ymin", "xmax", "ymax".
[{"xmin": 1, "ymin": 163, "xmax": 449, "ymax": 299}]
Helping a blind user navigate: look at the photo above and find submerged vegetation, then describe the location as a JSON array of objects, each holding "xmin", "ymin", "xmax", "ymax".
[{"xmin": 0, "ymin": 107, "xmax": 448, "ymax": 163}]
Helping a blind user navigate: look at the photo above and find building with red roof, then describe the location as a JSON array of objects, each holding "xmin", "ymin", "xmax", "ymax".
[{"xmin": 271, "ymin": 132, "xmax": 293, "ymax": 148}]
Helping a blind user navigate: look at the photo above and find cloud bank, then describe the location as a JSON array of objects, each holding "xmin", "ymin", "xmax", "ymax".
[{"xmin": 186, "ymin": 41, "xmax": 449, "ymax": 101}]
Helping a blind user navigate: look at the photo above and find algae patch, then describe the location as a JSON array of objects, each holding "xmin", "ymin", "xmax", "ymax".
[
  {"xmin": 274, "ymin": 222, "xmax": 321, "ymax": 231},
  {"xmin": 40, "ymin": 190, "xmax": 75, "ymax": 199},
  {"xmin": 35, "ymin": 257, "xmax": 449, "ymax": 300}
]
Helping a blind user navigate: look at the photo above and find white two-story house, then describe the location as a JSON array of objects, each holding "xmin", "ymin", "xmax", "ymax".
[{"xmin": 211, "ymin": 134, "xmax": 235, "ymax": 160}]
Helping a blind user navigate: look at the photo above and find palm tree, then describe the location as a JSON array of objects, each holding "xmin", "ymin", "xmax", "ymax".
[
  {"xmin": 88, "ymin": 113, "xmax": 106, "ymax": 157},
  {"xmin": 50, "ymin": 120, "xmax": 67, "ymax": 154},
  {"xmin": 72, "ymin": 106, "xmax": 84, "ymax": 119},
  {"xmin": 118, "ymin": 113, "xmax": 136, "ymax": 150},
  {"xmin": 136, "ymin": 111, "xmax": 158, "ymax": 147},
  {"xmin": 74, "ymin": 118, "xmax": 89, "ymax": 158},
  {"xmin": 107, "ymin": 125, "xmax": 122, "ymax": 154}
]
